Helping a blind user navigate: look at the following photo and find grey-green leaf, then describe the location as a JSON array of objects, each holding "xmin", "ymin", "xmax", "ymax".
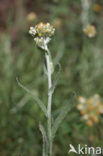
[
  {"xmin": 49, "ymin": 63, "xmax": 61, "ymax": 94},
  {"xmin": 39, "ymin": 124, "xmax": 49, "ymax": 156},
  {"xmin": 52, "ymin": 94, "xmax": 75, "ymax": 138},
  {"xmin": 16, "ymin": 78, "xmax": 47, "ymax": 117}
]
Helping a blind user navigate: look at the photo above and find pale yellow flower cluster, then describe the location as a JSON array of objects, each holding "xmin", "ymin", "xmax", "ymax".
[
  {"xmin": 27, "ymin": 12, "xmax": 37, "ymax": 22},
  {"xmin": 77, "ymin": 94, "xmax": 103, "ymax": 127},
  {"xmin": 29, "ymin": 22, "xmax": 55, "ymax": 50},
  {"xmin": 83, "ymin": 24, "xmax": 97, "ymax": 38},
  {"xmin": 29, "ymin": 22, "xmax": 55, "ymax": 38}
]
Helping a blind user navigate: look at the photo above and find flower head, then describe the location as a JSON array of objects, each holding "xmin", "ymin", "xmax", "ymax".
[
  {"xmin": 93, "ymin": 3, "xmax": 102, "ymax": 13},
  {"xmin": 27, "ymin": 12, "xmax": 37, "ymax": 22},
  {"xmin": 29, "ymin": 22, "xmax": 55, "ymax": 50},
  {"xmin": 83, "ymin": 24, "xmax": 97, "ymax": 38},
  {"xmin": 77, "ymin": 94, "xmax": 103, "ymax": 127}
]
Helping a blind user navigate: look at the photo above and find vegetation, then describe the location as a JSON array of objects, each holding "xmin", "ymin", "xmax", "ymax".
[{"xmin": 0, "ymin": 0, "xmax": 103, "ymax": 155}]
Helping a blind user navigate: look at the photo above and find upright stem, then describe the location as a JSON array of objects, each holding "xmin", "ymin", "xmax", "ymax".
[{"xmin": 45, "ymin": 48, "xmax": 53, "ymax": 156}]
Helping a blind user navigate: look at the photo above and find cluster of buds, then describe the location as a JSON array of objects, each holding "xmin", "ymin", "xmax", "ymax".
[
  {"xmin": 83, "ymin": 23, "xmax": 97, "ymax": 38},
  {"xmin": 77, "ymin": 94, "xmax": 103, "ymax": 127},
  {"xmin": 29, "ymin": 22, "xmax": 55, "ymax": 51}
]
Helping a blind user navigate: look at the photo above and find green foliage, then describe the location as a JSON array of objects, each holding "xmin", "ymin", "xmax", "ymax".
[{"xmin": 0, "ymin": 0, "xmax": 103, "ymax": 155}]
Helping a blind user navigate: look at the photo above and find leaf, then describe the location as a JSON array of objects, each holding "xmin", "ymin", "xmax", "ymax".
[
  {"xmin": 11, "ymin": 95, "xmax": 30, "ymax": 113},
  {"xmin": 49, "ymin": 63, "xmax": 61, "ymax": 94},
  {"xmin": 43, "ymin": 64, "xmax": 47, "ymax": 75},
  {"xmin": 39, "ymin": 124, "xmax": 49, "ymax": 156},
  {"xmin": 44, "ymin": 52, "xmax": 54, "ymax": 75},
  {"xmin": 16, "ymin": 78, "xmax": 47, "ymax": 117},
  {"xmin": 52, "ymin": 94, "xmax": 75, "ymax": 138}
]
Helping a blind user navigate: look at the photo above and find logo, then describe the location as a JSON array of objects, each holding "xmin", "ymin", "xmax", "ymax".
[{"xmin": 68, "ymin": 144, "xmax": 102, "ymax": 155}]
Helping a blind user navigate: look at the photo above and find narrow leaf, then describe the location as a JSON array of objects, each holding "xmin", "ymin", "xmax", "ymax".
[
  {"xmin": 45, "ymin": 52, "xmax": 54, "ymax": 75},
  {"xmin": 52, "ymin": 94, "xmax": 75, "ymax": 138},
  {"xmin": 39, "ymin": 124, "xmax": 49, "ymax": 156},
  {"xmin": 49, "ymin": 63, "xmax": 61, "ymax": 94},
  {"xmin": 16, "ymin": 78, "xmax": 47, "ymax": 117}
]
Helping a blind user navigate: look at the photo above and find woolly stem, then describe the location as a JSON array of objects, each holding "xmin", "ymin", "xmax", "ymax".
[{"xmin": 45, "ymin": 48, "xmax": 53, "ymax": 156}]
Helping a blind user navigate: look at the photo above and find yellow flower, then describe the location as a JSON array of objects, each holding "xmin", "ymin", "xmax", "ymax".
[
  {"xmin": 38, "ymin": 33, "xmax": 42, "ymax": 37},
  {"xmin": 29, "ymin": 22, "xmax": 55, "ymax": 50},
  {"xmin": 93, "ymin": 116, "xmax": 99, "ymax": 123},
  {"xmin": 86, "ymin": 120, "xmax": 93, "ymax": 127},
  {"xmin": 83, "ymin": 24, "xmax": 97, "ymax": 38},
  {"xmin": 88, "ymin": 105, "xmax": 94, "ymax": 111},
  {"xmin": 35, "ymin": 22, "xmax": 55, "ymax": 37},
  {"xmin": 96, "ymin": 109, "xmax": 100, "ymax": 115},
  {"xmin": 89, "ymin": 114, "xmax": 95, "ymax": 120},
  {"xmin": 87, "ymin": 99, "xmax": 91, "ymax": 105},
  {"xmin": 93, "ymin": 4, "xmax": 102, "ymax": 12},
  {"xmin": 77, "ymin": 104, "xmax": 83, "ymax": 110},
  {"xmin": 27, "ymin": 12, "xmax": 37, "ymax": 22},
  {"xmin": 77, "ymin": 94, "xmax": 103, "ymax": 127},
  {"xmin": 80, "ymin": 110, "xmax": 87, "ymax": 115},
  {"xmin": 78, "ymin": 96, "xmax": 86, "ymax": 103}
]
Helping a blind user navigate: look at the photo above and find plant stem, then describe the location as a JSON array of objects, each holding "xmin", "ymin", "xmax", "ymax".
[{"xmin": 45, "ymin": 48, "xmax": 53, "ymax": 156}]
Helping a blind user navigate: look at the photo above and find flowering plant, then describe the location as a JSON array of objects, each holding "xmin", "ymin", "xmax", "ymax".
[{"xmin": 17, "ymin": 22, "xmax": 74, "ymax": 156}]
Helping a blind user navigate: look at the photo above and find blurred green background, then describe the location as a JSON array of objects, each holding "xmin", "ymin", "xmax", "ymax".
[{"xmin": 0, "ymin": 0, "xmax": 103, "ymax": 155}]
